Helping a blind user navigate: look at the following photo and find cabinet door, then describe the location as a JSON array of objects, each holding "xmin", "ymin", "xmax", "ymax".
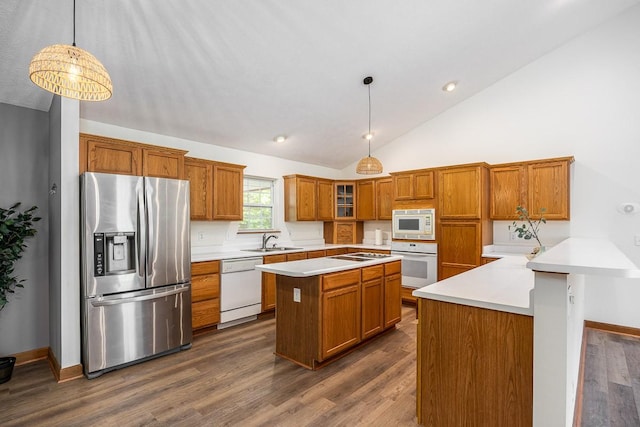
[
  {"xmin": 439, "ymin": 166, "xmax": 483, "ymax": 219},
  {"xmin": 376, "ymin": 178, "xmax": 393, "ymax": 220},
  {"xmin": 335, "ymin": 222, "xmax": 355, "ymax": 244},
  {"xmin": 439, "ymin": 221, "xmax": 481, "ymax": 280},
  {"xmin": 490, "ymin": 165, "xmax": 526, "ymax": 220},
  {"xmin": 356, "ymin": 180, "xmax": 376, "ymax": 220},
  {"xmin": 192, "ymin": 299, "xmax": 220, "ymax": 329},
  {"xmin": 317, "ymin": 179, "xmax": 334, "ymax": 221},
  {"xmin": 335, "ymin": 182, "xmax": 355, "ymax": 219},
  {"xmin": 321, "ymin": 283, "xmax": 361, "ymax": 360},
  {"xmin": 393, "ymin": 174, "xmax": 414, "ymax": 200},
  {"xmin": 384, "ymin": 273, "xmax": 402, "ymax": 328},
  {"xmin": 191, "ymin": 273, "xmax": 220, "ymax": 302},
  {"xmin": 213, "ymin": 163, "xmax": 244, "ymax": 220},
  {"xmin": 527, "ymin": 160, "xmax": 570, "ymax": 220},
  {"xmin": 414, "ymin": 171, "xmax": 435, "ymax": 199},
  {"xmin": 85, "ymin": 138, "xmax": 142, "ymax": 176},
  {"xmin": 143, "ymin": 149, "xmax": 185, "ymax": 179},
  {"xmin": 185, "ymin": 158, "xmax": 213, "ymax": 220},
  {"xmin": 297, "ymin": 177, "xmax": 318, "ymax": 221},
  {"xmin": 262, "ymin": 254, "xmax": 286, "ymax": 311},
  {"xmin": 362, "ymin": 278, "xmax": 384, "ymax": 339}
]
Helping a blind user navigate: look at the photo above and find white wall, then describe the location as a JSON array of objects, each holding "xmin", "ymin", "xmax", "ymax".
[
  {"xmin": 49, "ymin": 96, "xmax": 81, "ymax": 368},
  {"xmin": 345, "ymin": 6, "xmax": 640, "ymax": 327},
  {"xmin": 0, "ymin": 103, "xmax": 49, "ymax": 356}
]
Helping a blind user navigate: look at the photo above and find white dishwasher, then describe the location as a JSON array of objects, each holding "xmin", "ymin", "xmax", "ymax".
[{"xmin": 219, "ymin": 257, "xmax": 263, "ymax": 329}]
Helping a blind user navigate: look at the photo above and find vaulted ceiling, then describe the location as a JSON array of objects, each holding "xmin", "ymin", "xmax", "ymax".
[{"xmin": 1, "ymin": 0, "xmax": 639, "ymax": 168}]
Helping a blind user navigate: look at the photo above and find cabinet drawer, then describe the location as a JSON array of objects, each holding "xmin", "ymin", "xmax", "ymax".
[
  {"xmin": 192, "ymin": 298, "xmax": 220, "ymax": 329},
  {"xmin": 264, "ymin": 254, "xmax": 287, "ymax": 264},
  {"xmin": 306, "ymin": 250, "xmax": 326, "ymax": 259},
  {"xmin": 286, "ymin": 252, "xmax": 307, "ymax": 261},
  {"xmin": 384, "ymin": 260, "xmax": 402, "ymax": 276},
  {"xmin": 325, "ymin": 248, "xmax": 347, "ymax": 256},
  {"xmin": 192, "ymin": 274, "xmax": 220, "ymax": 302},
  {"xmin": 362, "ymin": 265, "xmax": 384, "ymax": 282},
  {"xmin": 323, "ymin": 269, "xmax": 361, "ymax": 291},
  {"xmin": 192, "ymin": 260, "xmax": 220, "ymax": 275}
]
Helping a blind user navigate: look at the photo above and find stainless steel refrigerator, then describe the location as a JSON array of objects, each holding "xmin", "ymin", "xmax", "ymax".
[{"xmin": 80, "ymin": 172, "xmax": 192, "ymax": 378}]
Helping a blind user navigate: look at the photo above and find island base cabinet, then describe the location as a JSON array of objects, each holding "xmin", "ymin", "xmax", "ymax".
[
  {"xmin": 416, "ymin": 298, "xmax": 533, "ymax": 426},
  {"xmin": 321, "ymin": 284, "xmax": 361, "ymax": 359}
]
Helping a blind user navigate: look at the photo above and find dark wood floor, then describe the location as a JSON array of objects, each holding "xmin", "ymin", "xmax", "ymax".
[
  {"xmin": 0, "ymin": 306, "xmax": 420, "ymax": 426},
  {"xmin": 581, "ymin": 328, "xmax": 640, "ymax": 427}
]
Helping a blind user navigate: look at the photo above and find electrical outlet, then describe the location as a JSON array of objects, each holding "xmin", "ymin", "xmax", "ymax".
[
  {"xmin": 198, "ymin": 232, "xmax": 205, "ymax": 240},
  {"xmin": 293, "ymin": 288, "xmax": 301, "ymax": 303},
  {"xmin": 635, "ymin": 235, "xmax": 640, "ymax": 246},
  {"xmin": 510, "ymin": 231, "xmax": 518, "ymax": 241}
]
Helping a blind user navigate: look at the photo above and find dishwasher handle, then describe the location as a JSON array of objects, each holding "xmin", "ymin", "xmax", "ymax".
[{"xmin": 221, "ymin": 257, "xmax": 263, "ymax": 274}]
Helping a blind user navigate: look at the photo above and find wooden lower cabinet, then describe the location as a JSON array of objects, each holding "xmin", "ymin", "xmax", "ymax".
[
  {"xmin": 401, "ymin": 286, "xmax": 418, "ymax": 304},
  {"xmin": 361, "ymin": 265, "xmax": 384, "ymax": 340},
  {"xmin": 274, "ymin": 261, "xmax": 402, "ymax": 370},
  {"xmin": 191, "ymin": 261, "xmax": 220, "ymax": 330},
  {"xmin": 261, "ymin": 254, "xmax": 287, "ymax": 312},
  {"xmin": 325, "ymin": 247, "xmax": 348, "ymax": 256},
  {"xmin": 417, "ymin": 298, "xmax": 533, "ymax": 426}
]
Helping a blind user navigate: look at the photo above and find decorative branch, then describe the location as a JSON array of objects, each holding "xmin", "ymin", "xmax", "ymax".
[{"xmin": 510, "ymin": 206, "xmax": 546, "ymax": 248}]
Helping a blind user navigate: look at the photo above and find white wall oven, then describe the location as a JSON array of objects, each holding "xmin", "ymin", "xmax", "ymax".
[
  {"xmin": 390, "ymin": 242, "xmax": 438, "ymax": 289},
  {"xmin": 392, "ymin": 208, "xmax": 435, "ymax": 240}
]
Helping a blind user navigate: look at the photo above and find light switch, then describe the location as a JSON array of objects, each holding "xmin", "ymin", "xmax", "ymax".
[{"xmin": 293, "ymin": 288, "xmax": 301, "ymax": 303}]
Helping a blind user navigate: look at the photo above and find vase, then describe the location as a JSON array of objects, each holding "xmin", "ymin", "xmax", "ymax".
[{"xmin": 0, "ymin": 356, "xmax": 16, "ymax": 384}]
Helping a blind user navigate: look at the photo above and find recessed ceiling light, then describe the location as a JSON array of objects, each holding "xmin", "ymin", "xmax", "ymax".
[
  {"xmin": 442, "ymin": 81, "xmax": 458, "ymax": 92},
  {"xmin": 273, "ymin": 135, "xmax": 287, "ymax": 143}
]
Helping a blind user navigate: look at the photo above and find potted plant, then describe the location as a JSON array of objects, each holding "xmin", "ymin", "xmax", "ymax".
[
  {"xmin": 0, "ymin": 202, "xmax": 40, "ymax": 384},
  {"xmin": 510, "ymin": 206, "xmax": 546, "ymax": 257}
]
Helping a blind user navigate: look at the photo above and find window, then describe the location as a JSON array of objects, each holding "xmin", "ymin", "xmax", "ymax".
[{"xmin": 239, "ymin": 176, "xmax": 275, "ymax": 231}]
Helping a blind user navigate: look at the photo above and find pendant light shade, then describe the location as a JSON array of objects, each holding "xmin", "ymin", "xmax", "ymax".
[
  {"xmin": 356, "ymin": 76, "xmax": 383, "ymax": 175},
  {"xmin": 29, "ymin": 44, "xmax": 112, "ymax": 101},
  {"xmin": 29, "ymin": 0, "xmax": 112, "ymax": 101}
]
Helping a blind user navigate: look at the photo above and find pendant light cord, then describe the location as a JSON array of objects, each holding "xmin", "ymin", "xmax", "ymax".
[
  {"xmin": 367, "ymin": 83, "xmax": 372, "ymax": 156},
  {"xmin": 72, "ymin": 0, "xmax": 76, "ymax": 46}
]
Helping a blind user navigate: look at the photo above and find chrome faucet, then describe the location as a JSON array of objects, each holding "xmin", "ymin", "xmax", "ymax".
[{"xmin": 262, "ymin": 233, "xmax": 278, "ymax": 249}]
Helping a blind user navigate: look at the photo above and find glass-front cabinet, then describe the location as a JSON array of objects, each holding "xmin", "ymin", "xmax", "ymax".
[{"xmin": 335, "ymin": 182, "xmax": 355, "ymax": 219}]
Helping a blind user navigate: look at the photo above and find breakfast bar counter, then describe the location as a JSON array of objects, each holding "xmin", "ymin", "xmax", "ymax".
[{"xmin": 256, "ymin": 253, "xmax": 403, "ymax": 370}]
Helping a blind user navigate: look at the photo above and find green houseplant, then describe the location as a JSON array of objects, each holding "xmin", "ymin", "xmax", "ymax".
[
  {"xmin": 0, "ymin": 202, "xmax": 40, "ymax": 384},
  {"xmin": 510, "ymin": 206, "xmax": 546, "ymax": 254}
]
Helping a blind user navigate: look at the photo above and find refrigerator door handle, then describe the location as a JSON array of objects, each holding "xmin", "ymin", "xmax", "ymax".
[
  {"xmin": 90, "ymin": 285, "xmax": 190, "ymax": 307},
  {"xmin": 137, "ymin": 180, "xmax": 147, "ymax": 282}
]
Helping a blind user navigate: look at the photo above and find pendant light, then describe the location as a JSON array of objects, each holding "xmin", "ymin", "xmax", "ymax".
[
  {"xmin": 356, "ymin": 76, "xmax": 383, "ymax": 175},
  {"xmin": 29, "ymin": 0, "xmax": 112, "ymax": 101}
]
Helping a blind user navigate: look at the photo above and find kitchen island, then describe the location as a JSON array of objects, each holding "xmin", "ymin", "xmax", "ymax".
[
  {"xmin": 413, "ymin": 238, "xmax": 640, "ymax": 427},
  {"xmin": 256, "ymin": 253, "xmax": 402, "ymax": 370}
]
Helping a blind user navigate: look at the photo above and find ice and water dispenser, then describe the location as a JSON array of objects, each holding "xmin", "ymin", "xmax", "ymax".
[{"xmin": 93, "ymin": 232, "xmax": 136, "ymax": 276}]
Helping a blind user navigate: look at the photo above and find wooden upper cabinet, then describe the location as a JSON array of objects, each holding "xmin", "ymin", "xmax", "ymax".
[
  {"xmin": 335, "ymin": 182, "xmax": 356, "ymax": 220},
  {"xmin": 142, "ymin": 148, "xmax": 185, "ymax": 179},
  {"xmin": 82, "ymin": 134, "xmax": 142, "ymax": 176},
  {"xmin": 376, "ymin": 178, "xmax": 393, "ymax": 220},
  {"xmin": 80, "ymin": 133, "xmax": 186, "ymax": 178},
  {"xmin": 439, "ymin": 164, "xmax": 488, "ymax": 220},
  {"xmin": 489, "ymin": 165, "xmax": 526, "ymax": 220},
  {"xmin": 184, "ymin": 158, "xmax": 213, "ymax": 220},
  {"xmin": 527, "ymin": 158, "xmax": 572, "ymax": 220},
  {"xmin": 356, "ymin": 180, "xmax": 376, "ymax": 220},
  {"xmin": 317, "ymin": 179, "xmax": 334, "ymax": 221},
  {"xmin": 212, "ymin": 162, "xmax": 245, "ymax": 220},
  {"xmin": 391, "ymin": 170, "xmax": 434, "ymax": 201},
  {"xmin": 489, "ymin": 157, "xmax": 573, "ymax": 220},
  {"xmin": 284, "ymin": 175, "xmax": 318, "ymax": 221}
]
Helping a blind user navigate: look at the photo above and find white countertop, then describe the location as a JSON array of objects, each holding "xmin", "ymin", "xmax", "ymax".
[
  {"xmin": 482, "ymin": 244, "xmax": 537, "ymax": 258},
  {"xmin": 255, "ymin": 254, "xmax": 402, "ymax": 277},
  {"xmin": 191, "ymin": 243, "xmax": 392, "ymax": 262},
  {"xmin": 412, "ymin": 256, "xmax": 534, "ymax": 316},
  {"xmin": 526, "ymin": 237, "xmax": 640, "ymax": 278}
]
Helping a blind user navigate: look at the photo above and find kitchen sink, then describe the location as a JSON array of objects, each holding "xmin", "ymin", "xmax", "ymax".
[{"xmin": 242, "ymin": 247, "xmax": 303, "ymax": 253}]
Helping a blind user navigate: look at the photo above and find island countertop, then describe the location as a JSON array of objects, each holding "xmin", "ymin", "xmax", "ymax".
[
  {"xmin": 255, "ymin": 254, "xmax": 402, "ymax": 277},
  {"xmin": 412, "ymin": 255, "xmax": 534, "ymax": 316}
]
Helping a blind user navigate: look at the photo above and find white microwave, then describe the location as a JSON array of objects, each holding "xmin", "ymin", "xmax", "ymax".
[{"xmin": 392, "ymin": 209, "xmax": 435, "ymax": 240}]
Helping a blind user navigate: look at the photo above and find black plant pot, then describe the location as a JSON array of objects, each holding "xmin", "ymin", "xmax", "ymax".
[{"xmin": 0, "ymin": 356, "xmax": 16, "ymax": 384}]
